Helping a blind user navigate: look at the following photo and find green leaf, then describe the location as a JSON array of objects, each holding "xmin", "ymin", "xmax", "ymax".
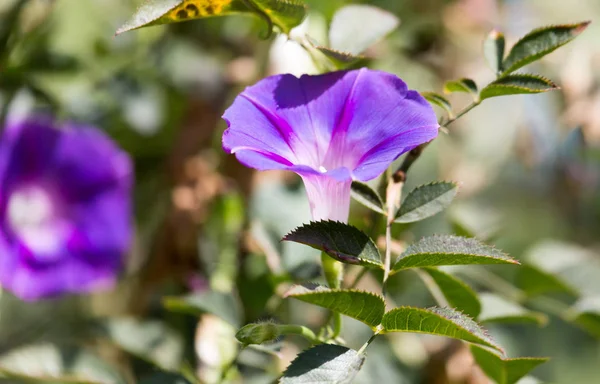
[
  {"xmin": 478, "ymin": 293, "xmax": 548, "ymax": 327},
  {"xmin": 138, "ymin": 372, "xmax": 193, "ymax": 384},
  {"xmin": 567, "ymin": 296, "xmax": 600, "ymax": 338},
  {"xmin": 286, "ymin": 284, "xmax": 385, "ymax": 328},
  {"xmin": 516, "ymin": 264, "xmax": 576, "ymax": 297},
  {"xmin": 480, "ymin": 74, "xmax": 559, "ymax": 100},
  {"xmin": 98, "ymin": 318, "xmax": 184, "ymax": 370},
  {"xmin": 329, "ymin": 5, "xmax": 400, "ymax": 56},
  {"xmin": 381, "ymin": 307, "xmax": 503, "ymax": 353},
  {"xmin": 235, "ymin": 322, "xmax": 281, "ymax": 345},
  {"xmin": 351, "ymin": 181, "xmax": 385, "ymax": 215},
  {"xmin": 313, "ymin": 46, "xmax": 362, "ymax": 69},
  {"xmin": 395, "ymin": 182, "xmax": 459, "ymax": 224},
  {"xmin": 422, "ymin": 268, "xmax": 481, "ymax": 318},
  {"xmin": 283, "ymin": 221, "xmax": 383, "ymax": 269},
  {"xmin": 421, "ymin": 92, "xmax": 453, "ymax": 116},
  {"xmin": 163, "ymin": 290, "xmax": 242, "ymax": 327},
  {"xmin": 281, "ymin": 344, "xmax": 365, "ymax": 384},
  {"xmin": 392, "ymin": 235, "xmax": 518, "ymax": 273},
  {"xmin": 484, "ymin": 29, "xmax": 506, "ymax": 75},
  {"xmin": 502, "ymin": 22, "xmax": 590, "ymax": 75},
  {"xmin": 443, "ymin": 78, "xmax": 478, "ymax": 95},
  {"xmin": 470, "ymin": 345, "xmax": 548, "ymax": 384},
  {"xmin": 116, "ymin": 0, "xmax": 307, "ymax": 35}
]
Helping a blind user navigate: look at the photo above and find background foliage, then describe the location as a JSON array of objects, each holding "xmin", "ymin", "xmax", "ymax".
[{"xmin": 1, "ymin": 0, "xmax": 600, "ymax": 383}]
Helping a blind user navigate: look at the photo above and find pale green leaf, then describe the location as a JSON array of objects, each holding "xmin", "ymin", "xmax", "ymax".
[
  {"xmin": 502, "ymin": 22, "xmax": 590, "ymax": 75},
  {"xmin": 480, "ymin": 74, "xmax": 558, "ymax": 100},
  {"xmin": 516, "ymin": 264, "xmax": 576, "ymax": 297},
  {"xmin": 422, "ymin": 268, "xmax": 481, "ymax": 318},
  {"xmin": 329, "ymin": 5, "xmax": 400, "ymax": 55},
  {"xmin": 395, "ymin": 182, "xmax": 459, "ymax": 224},
  {"xmin": 281, "ymin": 344, "xmax": 365, "ymax": 384},
  {"xmin": 567, "ymin": 296, "xmax": 600, "ymax": 338},
  {"xmin": 381, "ymin": 307, "xmax": 503, "ymax": 353},
  {"xmin": 163, "ymin": 290, "xmax": 242, "ymax": 327},
  {"xmin": 421, "ymin": 92, "xmax": 453, "ymax": 116},
  {"xmin": 392, "ymin": 235, "xmax": 518, "ymax": 273},
  {"xmin": 351, "ymin": 181, "xmax": 385, "ymax": 215},
  {"xmin": 443, "ymin": 78, "xmax": 478, "ymax": 95},
  {"xmin": 484, "ymin": 29, "xmax": 506, "ymax": 75},
  {"xmin": 478, "ymin": 293, "xmax": 548, "ymax": 327},
  {"xmin": 286, "ymin": 284, "xmax": 385, "ymax": 328},
  {"xmin": 471, "ymin": 345, "xmax": 548, "ymax": 384},
  {"xmin": 283, "ymin": 221, "xmax": 383, "ymax": 269}
]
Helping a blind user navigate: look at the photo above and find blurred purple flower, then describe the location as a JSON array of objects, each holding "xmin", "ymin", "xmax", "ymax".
[
  {"xmin": 0, "ymin": 117, "xmax": 133, "ymax": 300},
  {"xmin": 223, "ymin": 69, "xmax": 439, "ymax": 222}
]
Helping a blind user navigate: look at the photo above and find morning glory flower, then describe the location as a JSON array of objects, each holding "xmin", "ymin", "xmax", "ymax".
[
  {"xmin": 223, "ymin": 69, "xmax": 439, "ymax": 222},
  {"xmin": 0, "ymin": 117, "xmax": 132, "ymax": 300}
]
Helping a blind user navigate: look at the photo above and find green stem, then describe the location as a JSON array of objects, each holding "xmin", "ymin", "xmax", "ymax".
[
  {"xmin": 349, "ymin": 268, "xmax": 369, "ymax": 289},
  {"xmin": 442, "ymin": 100, "xmax": 481, "ymax": 128},
  {"xmin": 358, "ymin": 333, "xmax": 379, "ymax": 354},
  {"xmin": 279, "ymin": 324, "xmax": 320, "ymax": 344},
  {"xmin": 320, "ymin": 252, "xmax": 344, "ymax": 339},
  {"xmin": 414, "ymin": 269, "xmax": 450, "ymax": 307},
  {"xmin": 219, "ymin": 347, "xmax": 244, "ymax": 384}
]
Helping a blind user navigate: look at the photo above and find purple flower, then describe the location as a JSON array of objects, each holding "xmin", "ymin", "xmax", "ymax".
[
  {"xmin": 0, "ymin": 117, "xmax": 133, "ymax": 300},
  {"xmin": 223, "ymin": 69, "xmax": 439, "ymax": 222}
]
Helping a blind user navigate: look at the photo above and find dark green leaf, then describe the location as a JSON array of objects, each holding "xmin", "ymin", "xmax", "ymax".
[
  {"xmin": 516, "ymin": 265, "xmax": 576, "ymax": 297},
  {"xmin": 329, "ymin": 5, "xmax": 400, "ymax": 55},
  {"xmin": 163, "ymin": 290, "xmax": 242, "ymax": 327},
  {"xmin": 443, "ymin": 78, "xmax": 478, "ymax": 95},
  {"xmin": 382, "ymin": 307, "xmax": 503, "ymax": 353},
  {"xmin": 422, "ymin": 268, "xmax": 481, "ymax": 318},
  {"xmin": 568, "ymin": 297, "xmax": 600, "ymax": 338},
  {"xmin": 480, "ymin": 74, "xmax": 558, "ymax": 100},
  {"xmin": 286, "ymin": 284, "xmax": 385, "ymax": 328},
  {"xmin": 138, "ymin": 372, "xmax": 192, "ymax": 384},
  {"xmin": 502, "ymin": 22, "xmax": 590, "ymax": 74},
  {"xmin": 421, "ymin": 92, "xmax": 453, "ymax": 116},
  {"xmin": 471, "ymin": 345, "xmax": 548, "ymax": 384},
  {"xmin": 395, "ymin": 182, "xmax": 459, "ymax": 224},
  {"xmin": 484, "ymin": 29, "xmax": 506, "ymax": 74},
  {"xmin": 351, "ymin": 181, "xmax": 385, "ymax": 215},
  {"xmin": 116, "ymin": 0, "xmax": 306, "ymax": 35},
  {"xmin": 236, "ymin": 322, "xmax": 281, "ymax": 345},
  {"xmin": 392, "ymin": 235, "xmax": 518, "ymax": 273},
  {"xmin": 281, "ymin": 344, "xmax": 365, "ymax": 384},
  {"xmin": 283, "ymin": 221, "xmax": 383, "ymax": 269},
  {"xmin": 478, "ymin": 293, "xmax": 548, "ymax": 327}
]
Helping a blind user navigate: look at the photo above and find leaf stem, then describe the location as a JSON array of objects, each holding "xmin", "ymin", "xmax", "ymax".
[
  {"xmin": 358, "ymin": 332, "xmax": 379, "ymax": 354},
  {"xmin": 442, "ymin": 100, "xmax": 481, "ymax": 128},
  {"xmin": 349, "ymin": 268, "xmax": 369, "ymax": 289},
  {"xmin": 414, "ymin": 269, "xmax": 450, "ymax": 307}
]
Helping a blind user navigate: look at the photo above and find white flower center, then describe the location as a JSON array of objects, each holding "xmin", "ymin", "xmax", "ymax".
[{"xmin": 7, "ymin": 186, "xmax": 65, "ymax": 259}]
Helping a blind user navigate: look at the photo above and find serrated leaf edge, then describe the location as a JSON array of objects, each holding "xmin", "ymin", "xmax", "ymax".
[{"xmin": 395, "ymin": 181, "xmax": 460, "ymax": 222}]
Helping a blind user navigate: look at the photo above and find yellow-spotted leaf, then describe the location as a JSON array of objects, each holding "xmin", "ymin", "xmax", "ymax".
[{"xmin": 116, "ymin": 0, "xmax": 306, "ymax": 35}]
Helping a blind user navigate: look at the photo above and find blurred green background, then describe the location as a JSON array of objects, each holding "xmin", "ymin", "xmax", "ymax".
[{"xmin": 1, "ymin": 0, "xmax": 600, "ymax": 383}]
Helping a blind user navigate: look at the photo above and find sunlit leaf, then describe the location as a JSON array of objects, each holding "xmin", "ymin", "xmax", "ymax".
[
  {"xmin": 478, "ymin": 293, "xmax": 548, "ymax": 327},
  {"xmin": 116, "ymin": 0, "xmax": 306, "ymax": 35},
  {"xmin": 381, "ymin": 307, "xmax": 503, "ymax": 353},
  {"xmin": 392, "ymin": 235, "xmax": 518, "ymax": 273},
  {"xmin": 443, "ymin": 78, "xmax": 478, "ymax": 95},
  {"xmin": 283, "ymin": 221, "xmax": 383, "ymax": 268},
  {"xmin": 484, "ymin": 29, "xmax": 506, "ymax": 75},
  {"xmin": 163, "ymin": 290, "xmax": 242, "ymax": 327},
  {"xmin": 480, "ymin": 74, "xmax": 558, "ymax": 100},
  {"xmin": 395, "ymin": 182, "xmax": 459, "ymax": 224},
  {"xmin": 286, "ymin": 284, "xmax": 385, "ymax": 328},
  {"xmin": 471, "ymin": 345, "xmax": 548, "ymax": 384},
  {"xmin": 351, "ymin": 181, "xmax": 385, "ymax": 215},
  {"xmin": 281, "ymin": 344, "xmax": 365, "ymax": 384},
  {"xmin": 422, "ymin": 267, "xmax": 481, "ymax": 318},
  {"xmin": 329, "ymin": 5, "xmax": 400, "ymax": 55},
  {"xmin": 502, "ymin": 22, "xmax": 590, "ymax": 75}
]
